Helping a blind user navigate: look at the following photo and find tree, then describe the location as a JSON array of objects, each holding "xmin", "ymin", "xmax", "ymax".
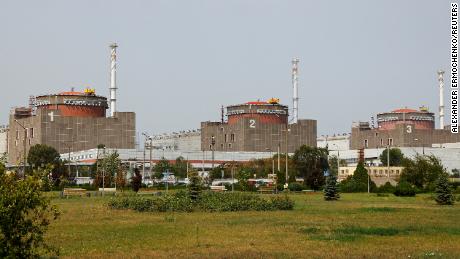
[
  {"xmin": 434, "ymin": 173, "xmax": 455, "ymax": 205},
  {"xmin": 400, "ymin": 154, "xmax": 446, "ymax": 191},
  {"xmin": 188, "ymin": 170, "xmax": 202, "ymax": 201},
  {"xmin": 324, "ymin": 173, "xmax": 340, "ymax": 200},
  {"xmin": 0, "ymin": 162, "xmax": 60, "ymax": 258},
  {"xmin": 154, "ymin": 157, "xmax": 172, "ymax": 179},
  {"xmin": 340, "ymin": 162, "xmax": 377, "ymax": 192},
  {"xmin": 94, "ymin": 151, "xmax": 121, "ymax": 188},
  {"xmin": 116, "ymin": 170, "xmax": 127, "ymax": 191},
  {"xmin": 27, "ymin": 144, "xmax": 65, "ymax": 183},
  {"xmin": 379, "ymin": 148, "xmax": 405, "ymax": 166},
  {"xmin": 131, "ymin": 168, "xmax": 142, "ymax": 192},
  {"xmin": 292, "ymin": 146, "xmax": 328, "ymax": 190},
  {"xmin": 236, "ymin": 169, "xmax": 251, "ymax": 191},
  {"xmin": 27, "ymin": 144, "xmax": 61, "ymax": 169},
  {"xmin": 173, "ymin": 156, "xmax": 191, "ymax": 178}
]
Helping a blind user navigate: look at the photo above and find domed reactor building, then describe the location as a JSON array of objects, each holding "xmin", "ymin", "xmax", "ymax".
[
  {"xmin": 8, "ymin": 44, "xmax": 135, "ymax": 165},
  {"xmin": 201, "ymin": 99, "xmax": 317, "ymax": 152},
  {"xmin": 350, "ymin": 106, "xmax": 460, "ymax": 149},
  {"xmin": 350, "ymin": 71, "xmax": 460, "ymax": 149}
]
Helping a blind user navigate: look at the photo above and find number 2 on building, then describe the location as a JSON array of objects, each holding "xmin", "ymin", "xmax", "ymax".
[{"xmin": 249, "ymin": 119, "xmax": 256, "ymax": 128}]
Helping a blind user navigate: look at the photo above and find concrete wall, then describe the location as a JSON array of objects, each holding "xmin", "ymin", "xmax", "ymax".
[
  {"xmin": 8, "ymin": 109, "xmax": 135, "ymax": 164},
  {"xmin": 201, "ymin": 119, "xmax": 317, "ymax": 152},
  {"xmin": 350, "ymin": 123, "xmax": 460, "ymax": 150}
]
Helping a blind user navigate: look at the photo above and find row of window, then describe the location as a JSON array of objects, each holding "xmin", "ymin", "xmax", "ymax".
[
  {"xmin": 16, "ymin": 128, "xmax": 34, "ymax": 140},
  {"xmin": 340, "ymin": 169, "xmax": 401, "ymax": 175},
  {"xmin": 363, "ymin": 138, "xmax": 393, "ymax": 148}
]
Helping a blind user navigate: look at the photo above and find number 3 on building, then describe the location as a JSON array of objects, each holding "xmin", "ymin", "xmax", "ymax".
[
  {"xmin": 406, "ymin": 125, "xmax": 412, "ymax": 133},
  {"xmin": 249, "ymin": 119, "xmax": 256, "ymax": 128}
]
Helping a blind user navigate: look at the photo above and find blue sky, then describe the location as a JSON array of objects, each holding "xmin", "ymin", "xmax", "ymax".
[{"xmin": 0, "ymin": 0, "xmax": 451, "ymax": 136}]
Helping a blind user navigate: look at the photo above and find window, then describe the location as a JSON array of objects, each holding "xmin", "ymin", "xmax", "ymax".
[
  {"xmin": 380, "ymin": 139, "xmax": 383, "ymax": 146},
  {"xmin": 364, "ymin": 139, "xmax": 369, "ymax": 148},
  {"xmin": 28, "ymin": 139, "xmax": 31, "ymax": 145},
  {"xmin": 230, "ymin": 133, "xmax": 235, "ymax": 142},
  {"xmin": 396, "ymin": 170, "xmax": 400, "ymax": 174},
  {"xmin": 228, "ymin": 143, "xmax": 232, "ymax": 148},
  {"xmin": 16, "ymin": 130, "xmax": 19, "ymax": 140},
  {"xmin": 224, "ymin": 134, "xmax": 227, "ymax": 142},
  {"xmin": 221, "ymin": 144, "xmax": 224, "ymax": 148},
  {"xmin": 388, "ymin": 138, "xmax": 393, "ymax": 146},
  {"xmin": 30, "ymin": 128, "xmax": 34, "ymax": 138},
  {"xmin": 15, "ymin": 140, "xmax": 18, "ymax": 146}
]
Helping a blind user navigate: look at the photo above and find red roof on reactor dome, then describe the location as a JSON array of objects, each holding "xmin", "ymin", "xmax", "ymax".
[
  {"xmin": 58, "ymin": 91, "xmax": 85, "ymax": 96},
  {"xmin": 391, "ymin": 108, "xmax": 418, "ymax": 113},
  {"xmin": 246, "ymin": 101, "xmax": 268, "ymax": 105}
]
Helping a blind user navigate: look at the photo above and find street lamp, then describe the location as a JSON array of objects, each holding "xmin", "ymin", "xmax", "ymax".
[
  {"xmin": 102, "ymin": 147, "xmax": 106, "ymax": 196},
  {"xmin": 211, "ymin": 136, "xmax": 216, "ymax": 169},
  {"xmin": 14, "ymin": 119, "xmax": 27, "ymax": 178},
  {"xmin": 62, "ymin": 142, "xmax": 72, "ymax": 179},
  {"xmin": 331, "ymin": 144, "xmax": 340, "ymax": 176},
  {"xmin": 285, "ymin": 126, "xmax": 291, "ymax": 190}
]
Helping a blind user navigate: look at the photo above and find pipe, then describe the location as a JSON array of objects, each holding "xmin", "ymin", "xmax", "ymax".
[
  {"xmin": 110, "ymin": 43, "xmax": 118, "ymax": 117},
  {"xmin": 438, "ymin": 70, "xmax": 445, "ymax": 129},
  {"xmin": 292, "ymin": 58, "xmax": 299, "ymax": 123}
]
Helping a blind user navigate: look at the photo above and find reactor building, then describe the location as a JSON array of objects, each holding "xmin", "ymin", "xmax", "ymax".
[
  {"xmin": 350, "ymin": 70, "xmax": 460, "ymax": 149},
  {"xmin": 7, "ymin": 43, "xmax": 136, "ymax": 165},
  {"xmin": 201, "ymin": 99, "xmax": 317, "ymax": 152},
  {"xmin": 201, "ymin": 58, "xmax": 316, "ymax": 153}
]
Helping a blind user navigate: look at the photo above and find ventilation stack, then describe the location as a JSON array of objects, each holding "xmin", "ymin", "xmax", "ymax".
[
  {"xmin": 438, "ymin": 70, "xmax": 445, "ymax": 129},
  {"xmin": 292, "ymin": 58, "xmax": 300, "ymax": 123},
  {"xmin": 109, "ymin": 43, "xmax": 118, "ymax": 117}
]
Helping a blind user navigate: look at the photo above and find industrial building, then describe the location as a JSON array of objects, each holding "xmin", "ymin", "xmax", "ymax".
[
  {"xmin": 351, "ymin": 71, "xmax": 459, "ymax": 150},
  {"xmin": 7, "ymin": 43, "xmax": 136, "ymax": 166},
  {"xmin": 201, "ymin": 59, "xmax": 316, "ymax": 153},
  {"xmin": 201, "ymin": 100, "xmax": 316, "ymax": 153}
]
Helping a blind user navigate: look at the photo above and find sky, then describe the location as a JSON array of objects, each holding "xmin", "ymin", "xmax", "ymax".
[{"xmin": 0, "ymin": 0, "xmax": 452, "ymax": 137}]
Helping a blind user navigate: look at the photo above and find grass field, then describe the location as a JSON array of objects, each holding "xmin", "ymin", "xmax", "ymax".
[{"xmin": 45, "ymin": 192, "xmax": 460, "ymax": 258}]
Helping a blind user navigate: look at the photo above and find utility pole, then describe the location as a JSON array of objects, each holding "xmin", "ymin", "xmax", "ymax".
[
  {"xmin": 387, "ymin": 145, "xmax": 390, "ymax": 180},
  {"xmin": 211, "ymin": 136, "xmax": 216, "ymax": 169},
  {"xmin": 285, "ymin": 126, "xmax": 290, "ymax": 188},
  {"xmin": 102, "ymin": 147, "xmax": 106, "ymax": 196},
  {"xmin": 277, "ymin": 142, "xmax": 280, "ymax": 172}
]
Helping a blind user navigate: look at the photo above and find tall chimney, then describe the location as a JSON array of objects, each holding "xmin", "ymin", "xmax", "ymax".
[
  {"xmin": 438, "ymin": 70, "xmax": 445, "ymax": 129},
  {"xmin": 292, "ymin": 58, "xmax": 300, "ymax": 124},
  {"xmin": 109, "ymin": 43, "xmax": 118, "ymax": 117}
]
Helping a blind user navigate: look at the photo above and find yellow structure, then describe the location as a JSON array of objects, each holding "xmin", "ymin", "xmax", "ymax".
[{"xmin": 338, "ymin": 165, "xmax": 404, "ymax": 186}]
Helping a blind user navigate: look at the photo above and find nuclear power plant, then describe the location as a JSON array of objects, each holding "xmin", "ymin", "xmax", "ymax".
[{"xmin": 7, "ymin": 43, "xmax": 135, "ymax": 165}]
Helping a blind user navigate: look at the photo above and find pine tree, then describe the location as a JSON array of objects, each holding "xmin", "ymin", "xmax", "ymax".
[
  {"xmin": 434, "ymin": 173, "xmax": 455, "ymax": 205},
  {"xmin": 188, "ymin": 171, "xmax": 202, "ymax": 201},
  {"xmin": 324, "ymin": 173, "xmax": 340, "ymax": 201}
]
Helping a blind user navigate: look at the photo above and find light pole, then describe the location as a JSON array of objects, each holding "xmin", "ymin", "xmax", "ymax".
[
  {"xmin": 62, "ymin": 142, "xmax": 72, "ymax": 179},
  {"xmin": 102, "ymin": 147, "xmax": 106, "ymax": 196},
  {"xmin": 14, "ymin": 119, "xmax": 27, "ymax": 178},
  {"xmin": 331, "ymin": 144, "xmax": 340, "ymax": 176},
  {"xmin": 211, "ymin": 136, "xmax": 216, "ymax": 169},
  {"xmin": 142, "ymin": 132, "xmax": 153, "ymax": 185},
  {"xmin": 387, "ymin": 145, "xmax": 390, "ymax": 181},
  {"xmin": 285, "ymin": 126, "xmax": 291, "ymax": 189}
]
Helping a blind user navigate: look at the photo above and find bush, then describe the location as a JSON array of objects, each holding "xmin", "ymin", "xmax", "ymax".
[
  {"xmin": 394, "ymin": 181, "xmax": 416, "ymax": 197},
  {"xmin": 377, "ymin": 182, "xmax": 396, "ymax": 193},
  {"xmin": 108, "ymin": 191, "xmax": 294, "ymax": 212},
  {"xmin": 288, "ymin": 182, "xmax": 304, "ymax": 192}
]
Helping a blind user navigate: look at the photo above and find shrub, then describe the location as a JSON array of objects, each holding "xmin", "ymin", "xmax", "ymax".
[
  {"xmin": 288, "ymin": 182, "xmax": 304, "ymax": 192},
  {"xmin": 394, "ymin": 181, "xmax": 416, "ymax": 197},
  {"xmin": 0, "ymin": 165, "xmax": 60, "ymax": 258},
  {"xmin": 377, "ymin": 182, "xmax": 396, "ymax": 193},
  {"xmin": 108, "ymin": 191, "xmax": 294, "ymax": 212}
]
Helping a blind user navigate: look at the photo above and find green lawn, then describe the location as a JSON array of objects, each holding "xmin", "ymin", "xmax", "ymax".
[{"xmin": 45, "ymin": 193, "xmax": 460, "ymax": 258}]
